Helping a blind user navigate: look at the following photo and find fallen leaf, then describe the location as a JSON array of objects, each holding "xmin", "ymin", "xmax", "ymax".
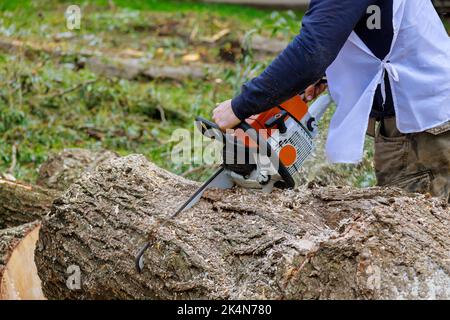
[
  {"xmin": 182, "ymin": 53, "xmax": 201, "ymax": 63},
  {"xmin": 53, "ymin": 32, "xmax": 75, "ymax": 41},
  {"xmin": 211, "ymin": 29, "xmax": 231, "ymax": 42},
  {"xmin": 203, "ymin": 28, "xmax": 230, "ymax": 44},
  {"xmin": 1, "ymin": 173, "xmax": 16, "ymax": 182},
  {"xmin": 120, "ymin": 48, "xmax": 145, "ymax": 58}
]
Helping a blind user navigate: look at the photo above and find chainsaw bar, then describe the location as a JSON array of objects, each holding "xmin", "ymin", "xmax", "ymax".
[
  {"xmin": 170, "ymin": 167, "xmax": 234, "ymax": 218},
  {"xmin": 135, "ymin": 166, "xmax": 234, "ymax": 273}
]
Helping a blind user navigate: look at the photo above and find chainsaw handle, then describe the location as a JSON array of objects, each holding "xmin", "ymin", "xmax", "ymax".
[
  {"xmin": 195, "ymin": 116, "xmax": 252, "ymax": 136},
  {"xmin": 195, "ymin": 117, "xmax": 221, "ymax": 135},
  {"xmin": 235, "ymin": 121, "xmax": 253, "ymax": 131}
]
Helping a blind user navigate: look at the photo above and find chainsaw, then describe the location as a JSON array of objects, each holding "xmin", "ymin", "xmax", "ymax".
[{"xmin": 135, "ymin": 88, "xmax": 332, "ymax": 273}]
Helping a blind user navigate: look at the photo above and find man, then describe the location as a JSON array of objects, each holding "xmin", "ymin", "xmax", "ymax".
[{"xmin": 212, "ymin": 0, "xmax": 450, "ymax": 202}]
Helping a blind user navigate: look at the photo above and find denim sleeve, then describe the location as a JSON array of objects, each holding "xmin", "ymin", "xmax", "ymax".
[{"xmin": 231, "ymin": 0, "xmax": 376, "ymax": 120}]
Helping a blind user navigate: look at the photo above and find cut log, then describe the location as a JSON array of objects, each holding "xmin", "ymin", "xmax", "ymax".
[
  {"xmin": 0, "ymin": 222, "xmax": 44, "ymax": 300},
  {"xmin": 246, "ymin": 35, "xmax": 288, "ymax": 54},
  {"xmin": 143, "ymin": 65, "xmax": 206, "ymax": 81},
  {"xmin": 85, "ymin": 57, "xmax": 142, "ymax": 80},
  {"xmin": 86, "ymin": 56, "xmax": 206, "ymax": 81},
  {"xmin": 0, "ymin": 179, "xmax": 59, "ymax": 229},
  {"xmin": 0, "ymin": 36, "xmax": 98, "ymax": 59},
  {"xmin": 35, "ymin": 155, "xmax": 450, "ymax": 300},
  {"xmin": 86, "ymin": 57, "xmax": 206, "ymax": 81},
  {"xmin": 37, "ymin": 148, "xmax": 118, "ymax": 191},
  {"xmin": 1, "ymin": 149, "xmax": 117, "ymax": 228},
  {"xmin": 0, "ymin": 37, "xmax": 208, "ymax": 82}
]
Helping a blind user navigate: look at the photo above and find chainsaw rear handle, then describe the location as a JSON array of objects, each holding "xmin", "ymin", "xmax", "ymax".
[{"xmin": 195, "ymin": 116, "xmax": 252, "ymax": 143}]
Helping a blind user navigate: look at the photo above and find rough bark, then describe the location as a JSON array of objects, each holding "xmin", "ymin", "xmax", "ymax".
[
  {"xmin": 37, "ymin": 148, "xmax": 118, "ymax": 191},
  {"xmin": 0, "ymin": 149, "xmax": 117, "ymax": 228},
  {"xmin": 247, "ymin": 35, "xmax": 288, "ymax": 54},
  {"xmin": 35, "ymin": 155, "xmax": 450, "ymax": 300},
  {"xmin": 0, "ymin": 179, "xmax": 59, "ymax": 229},
  {"xmin": 0, "ymin": 221, "xmax": 44, "ymax": 300}
]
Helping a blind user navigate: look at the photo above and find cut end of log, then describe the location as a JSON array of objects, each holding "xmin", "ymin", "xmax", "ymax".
[
  {"xmin": 0, "ymin": 222, "xmax": 45, "ymax": 300},
  {"xmin": 0, "ymin": 178, "xmax": 59, "ymax": 229}
]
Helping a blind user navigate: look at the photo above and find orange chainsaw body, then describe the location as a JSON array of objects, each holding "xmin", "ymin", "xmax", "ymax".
[
  {"xmin": 247, "ymin": 95, "xmax": 308, "ymax": 130},
  {"xmin": 234, "ymin": 94, "xmax": 308, "ymax": 150}
]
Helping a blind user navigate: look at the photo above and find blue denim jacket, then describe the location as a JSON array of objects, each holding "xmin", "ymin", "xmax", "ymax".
[{"xmin": 231, "ymin": 0, "xmax": 394, "ymax": 121}]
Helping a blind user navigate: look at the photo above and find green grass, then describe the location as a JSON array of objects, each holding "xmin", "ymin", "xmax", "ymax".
[
  {"xmin": 0, "ymin": 0, "xmax": 303, "ymax": 39},
  {"xmin": 0, "ymin": 0, "xmax": 302, "ymax": 24},
  {"xmin": 90, "ymin": 0, "xmax": 273, "ymax": 19},
  {"xmin": 4, "ymin": 0, "xmax": 446, "ymax": 189},
  {"xmin": 0, "ymin": 52, "xmax": 236, "ymax": 181},
  {"xmin": 0, "ymin": 1, "xmax": 285, "ymax": 182}
]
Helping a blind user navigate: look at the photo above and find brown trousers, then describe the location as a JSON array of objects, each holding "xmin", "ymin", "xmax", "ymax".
[{"xmin": 368, "ymin": 118, "xmax": 450, "ymax": 202}]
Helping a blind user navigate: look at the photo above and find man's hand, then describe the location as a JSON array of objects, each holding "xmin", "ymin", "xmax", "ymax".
[
  {"xmin": 304, "ymin": 82, "xmax": 328, "ymax": 101},
  {"xmin": 212, "ymin": 99, "xmax": 241, "ymax": 131}
]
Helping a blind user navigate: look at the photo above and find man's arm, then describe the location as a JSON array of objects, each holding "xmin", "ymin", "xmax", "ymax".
[{"xmin": 230, "ymin": 0, "xmax": 376, "ymax": 121}]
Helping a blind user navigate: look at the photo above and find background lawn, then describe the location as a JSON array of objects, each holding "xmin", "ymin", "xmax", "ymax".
[{"xmin": 0, "ymin": 0, "xmax": 447, "ymax": 186}]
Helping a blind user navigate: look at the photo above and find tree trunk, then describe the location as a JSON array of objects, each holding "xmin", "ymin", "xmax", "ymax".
[
  {"xmin": 0, "ymin": 149, "xmax": 117, "ymax": 228},
  {"xmin": 0, "ymin": 179, "xmax": 59, "ymax": 229},
  {"xmin": 34, "ymin": 155, "xmax": 450, "ymax": 300},
  {"xmin": 0, "ymin": 149, "xmax": 120, "ymax": 300},
  {"xmin": 36, "ymin": 148, "xmax": 118, "ymax": 191},
  {"xmin": 0, "ymin": 221, "xmax": 44, "ymax": 300}
]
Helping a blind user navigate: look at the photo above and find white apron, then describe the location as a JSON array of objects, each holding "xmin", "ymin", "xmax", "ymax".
[{"xmin": 325, "ymin": 0, "xmax": 450, "ymax": 163}]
